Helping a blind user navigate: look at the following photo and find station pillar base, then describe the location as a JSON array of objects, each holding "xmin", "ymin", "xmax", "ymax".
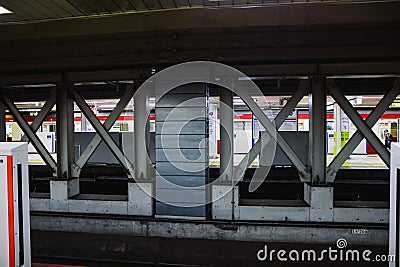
[
  {"xmin": 212, "ymin": 185, "xmax": 239, "ymax": 220},
  {"xmin": 128, "ymin": 182, "xmax": 153, "ymax": 216},
  {"xmin": 50, "ymin": 178, "xmax": 79, "ymax": 211},
  {"xmin": 304, "ymin": 183, "xmax": 334, "ymax": 222}
]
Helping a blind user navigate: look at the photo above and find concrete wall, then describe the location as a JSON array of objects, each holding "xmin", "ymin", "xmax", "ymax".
[{"xmin": 30, "ymin": 213, "xmax": 388, "ymax": 246}]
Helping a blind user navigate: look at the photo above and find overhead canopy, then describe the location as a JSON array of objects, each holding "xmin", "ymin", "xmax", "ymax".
[
  {"xmin": 0, "ymin": 0, "xmax": 396, "ymax": 25},
  {"xmin": 0, "ymin": 1, "xmax": 398, "ymax": 79}
]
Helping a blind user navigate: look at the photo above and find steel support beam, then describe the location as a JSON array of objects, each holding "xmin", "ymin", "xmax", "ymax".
[
  {"xmin": 0, "ymin": 64, "xmax": 399, "ymax": 87},
  {"xmin": 328, "ymin": 79, "xmax": 391, "ymax": 166},
  {"xmin": 72, "ymin": 90, "xmax": 134, "ymax": 175},
  {"xmin": 21, "ymin": 89, "xmax": 56, "ymax": 142},
  {"xmin": 239, "ymin": 92, "xmax": 310, "ymax": 181},
  {"xmin": 327, "ymin": 78, "xmax": 400, "ymax": 181},
  {"xmin": 0, "ymin": 100, "xmax": 5, "ymax": 141},
  {"xmin": 1, "ymin": 93, "xmax": 57, "ymax": 173},
  {"xmin": 134, "ymin": 86, "xmax": 149, "ymax": 181},
  {"xmin": 235, "ymin": 80, "xmax": 310, "ymax": 181},
  {"xmin": 309, "ymin": 76, "xmax": 327, "ymax": 183},
  {"xmin": 72, "ymin": 84, "xmax": 135, "ymax": 177},
  {"xmin": 220, "ymin": 88, "xmax": 234, "ymax": 182},
  {"xmin": 56, "ymin": 84, "xmax": 75, "ymax": 179}
]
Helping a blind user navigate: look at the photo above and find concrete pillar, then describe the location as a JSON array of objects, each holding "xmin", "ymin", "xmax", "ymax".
[
  {"xmin": 51, "ymin": 83, "xmax": 78, "ymax": 210},
  {"xmin": 155, "ymin": 84, "xmax": 208, "ymax": 218},
  {"xmin": 309, "ymin": 76, "xmax": 327, "ymax": 184},
  {"xmin": 0, "ymin": 101, "xmax": 6, "ymax": 141},
  {"xmin": 306, "ymin": 77, "xmax": 332, "ymax": 221},
  {"xmin": 304, "ymin": 76, "xmax": 333, "ymax": 222},
  {"xmin": 128, "ymin": 89, "xmax": 153, "ymax": 216},
  {"xmin": 134, "ymin": 88, "xmax": 149, "ymax": 181},
  {"xmin": 219, "ymin": 88, "xmax": 234, "ymax": 182},
  {"xmin": 55, "ymin": 83, "xmax": 75, "ymax": 179}
]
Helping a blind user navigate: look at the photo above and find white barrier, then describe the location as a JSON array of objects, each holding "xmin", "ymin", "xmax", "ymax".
[
  {"xmin": 0, "ymin": 143, "xmax": 31, "ymax": 267},
  {"xmin": 390, "ymin": 142, "xmax": 399, "ymax": 267}
]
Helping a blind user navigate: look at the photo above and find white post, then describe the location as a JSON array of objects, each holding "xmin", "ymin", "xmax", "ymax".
[
  {"xmin": 219, "ymin": 88, "xmax": 234, "ymax": 182},
  {"xmin": 389, "ymin": 143, "xmax": 399, "ymax": 267},
  {"xmin": 0, "ymin": 143, "xmax": 31, "ymax": 267}
]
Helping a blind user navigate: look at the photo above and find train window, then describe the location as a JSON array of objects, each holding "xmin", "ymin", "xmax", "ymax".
[
  {"xmin": 150, "ymin": 121, "xmax": 155, "ymax": 132},
  {"xmin": 119, "ymin": 123, "xmax": 129, "ymax": 132},
  {"xmin": 327, "ymin": 122, "xmax": 334, "ymax": 130},
  {"xmin": 234, "ymin": 121, "xmax": 245, "ymax": 131},
  {"xmin": 234, "ymin": 121, "xmax": 252, "ymax": 131},
  {"xmin": 243, "ymin": 121, "xmax": 252, "ymax": 131}
]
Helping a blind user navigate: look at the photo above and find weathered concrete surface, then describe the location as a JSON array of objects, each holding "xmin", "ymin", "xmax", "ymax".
[{"xmin": 31, "ymin": 213, "xmax": 388, "ymax": 246}]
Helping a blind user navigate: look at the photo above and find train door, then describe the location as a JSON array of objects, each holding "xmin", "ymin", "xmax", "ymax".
[
  {"xmin": 390, "ymin": 121, "xmax": 398, "ymax": 142},
  {"xmin": 398, "ymin": 119, "xmax": 400, "ymax": 142}
]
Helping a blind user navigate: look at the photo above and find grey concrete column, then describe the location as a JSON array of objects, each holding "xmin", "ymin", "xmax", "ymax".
[
  {"xmin": 219, "ymin": 88, "xmax": 234, "ymax": 182},
  {"xmin": 51, "ymin": 83, "xmax": 78, "ymax": 209},
  {"xmin": 134, "ymin": 88, "xmax": 149, "ymax": 181},
  {"xmin": 56, "ymin": 83, "xmax": 75, "ymax": 179},
  {"xmin": 155, "ymin": 84, "xmax": 208, "ymax": 218},
  {"xmin": 305, "ymin": 77, "xmax": 332, "ymax": 222},
  {"xmin": 0, "ymin": 100, "xmax": 6, "ymax": 141},
  {"xmin": 309, "ymin": 76, "xmax": 327, "ymax": 184}
]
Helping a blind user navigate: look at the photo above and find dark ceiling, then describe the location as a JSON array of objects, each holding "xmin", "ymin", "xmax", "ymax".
[
  {"xmin": 0, "ymin": 1, "xmax": 398, "ymax": 79},
  {"xmin": 0, "ymin": 0, "xmax": 391, "ymax": 24}
]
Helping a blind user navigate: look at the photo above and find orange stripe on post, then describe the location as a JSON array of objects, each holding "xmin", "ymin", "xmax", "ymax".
[{"xmin": 7, "ymin": 156, "xmax": 15, "ymax": 267}]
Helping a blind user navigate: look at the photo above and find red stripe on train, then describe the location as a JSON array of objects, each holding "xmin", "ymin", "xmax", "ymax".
[
  {"xmin": 298, "ymin": 113, "xmax": 400, "ymax": 120},
  {"xmin": 4, "ymin": 113, "xmax": 400, "ymax": 122}
]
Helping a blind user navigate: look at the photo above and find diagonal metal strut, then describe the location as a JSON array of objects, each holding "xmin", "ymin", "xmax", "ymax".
[
  {"xmin": 21, "ymin": 89, "xmax": 56, "ymax": 142},
  {"xmin": 235, "ymin": 80, "xmax": 310, "ymax": 181},
  {"xmin": 238, "ymin": 82, "xmax": 311, "ymax": 182},
  {"xmin": 1, "ymin": 93, "xmax": 57, "ymax": 173},
  {"xmin": 72, "ymin": 84, "xmax": 135, "ymax": 177},
  {"xmin": 328, "ymin": 79, "xmax": 391, "ymax": 167},
  {"xmin": 72, "ymin": 88, "xmax": 134, "ymax": 177},
  {"xmin": 327, "ymin": 78, "xmax": 400, "ymax": 181}
]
